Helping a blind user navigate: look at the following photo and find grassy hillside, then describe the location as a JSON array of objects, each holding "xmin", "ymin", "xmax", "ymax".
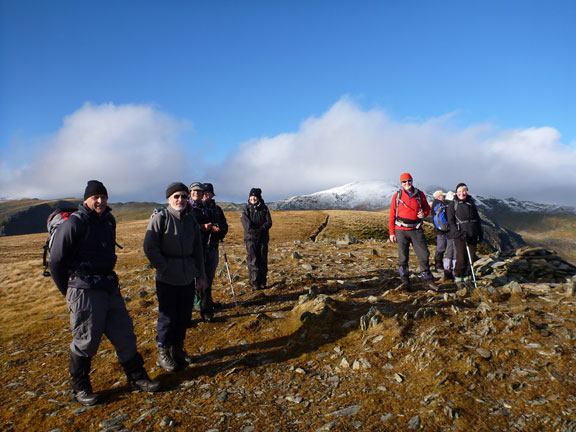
[{"xmin": 1, "ymin": 210, "xmax": 576, "ymax": 431}]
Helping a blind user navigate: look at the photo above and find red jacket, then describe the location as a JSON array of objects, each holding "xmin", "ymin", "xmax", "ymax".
[{"xmin": 389, "ymin": 188, "xmax": 430, "ymax": 235}]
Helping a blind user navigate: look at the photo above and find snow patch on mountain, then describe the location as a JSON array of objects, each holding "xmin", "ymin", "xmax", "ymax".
[
  {"xmin": 269, "ymin": 181, "xmax": 399, "ymax": 210},
  {"xmin": 270, "ymin": 180, "xmax": 576, "ymax": 214}
]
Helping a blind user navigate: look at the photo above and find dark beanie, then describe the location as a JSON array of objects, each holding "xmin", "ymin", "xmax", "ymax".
[
  {"xmin": 249, "ymin": 188, "xmax": 262, "ymax": 198},
  {"xmin": 84, "ymin": 180, "xmax": 108, "ymax": 200},
  {"xmin": 455, "ymin": 182, "xmax": 468, "ymax": 191},
  {"xmin": 166, "ymin": 182, "xmax": 189, "ymax": 198}
]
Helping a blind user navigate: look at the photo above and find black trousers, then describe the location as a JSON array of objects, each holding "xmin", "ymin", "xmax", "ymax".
[
  {"xmin": 155, "ymin": 280, "xmax": 195, "ymax": 346},
  {"xmin": 201, "ymin": 246, "xmax": 219, "ymax": 315},
  {"xmin": 453, "ymin": 238, "xmax": 477, "ymax": 278},
  {"xmin": 245, "ymin": 240, "xmax": 268, "ymax": 288}
]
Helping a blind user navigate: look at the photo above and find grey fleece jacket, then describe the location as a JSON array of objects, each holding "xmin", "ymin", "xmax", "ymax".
[{"xmin": 143, "ymin": 205, "xmax": 205, "ymax": 286}]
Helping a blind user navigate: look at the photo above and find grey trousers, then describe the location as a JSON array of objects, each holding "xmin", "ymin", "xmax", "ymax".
[
  {"xmin": 396, "ymin": 229, "xmax": 432, "ymax": 278},
  {"xmin": 67, "ymin": 287, "xmax": 138, "ymax": 363}
]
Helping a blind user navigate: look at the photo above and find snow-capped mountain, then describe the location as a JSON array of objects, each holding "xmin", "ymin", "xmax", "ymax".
[
  {"xmin": 269, "ymin": 181, "xmax": 399, "ymax": 210},
  {"xmin": 269, "ymin": 180, "xmax": 576, "ymax": 214}
]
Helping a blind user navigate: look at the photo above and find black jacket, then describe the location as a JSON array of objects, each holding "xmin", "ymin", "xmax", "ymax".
[
  {"xmin": 203, "ymin": 200, "xmax": 229, "ymax": 248},
  {"xmin": 49, "ymin": 204, "xmax": 117, "ymax": 295},
  {"xmin": 191, "ymin": 200, "xmax": 212, "ymax": 249},
  {"xmin": 446, "ymin": 196, "xmax": 483, "ymax": 243},
  {"xmin": 241, "ymin": 200, "xmax": 272, "ymax": 243}
]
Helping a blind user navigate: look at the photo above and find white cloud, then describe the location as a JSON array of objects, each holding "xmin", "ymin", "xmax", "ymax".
[
  {"xmin": 2, "ymin": 98, "xmax": 575, "ymax": 206},
  {"xmin": 211, "ymin": 97, "xmax": 576, "ymax": 206},
  {"xmin": 0, "ymin": 103, "xmax": 192, "ymax": 202}
]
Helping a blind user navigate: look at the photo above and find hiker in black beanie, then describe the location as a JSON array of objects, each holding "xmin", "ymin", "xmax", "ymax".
[
  {"xmin": 241, "ymin": 188, "xmax": 272, "ymax": 290},
  {"xmin": 144, "ymin": 182, "xmax": 206, "ymax": 372},
  {"xmin": 49, "ymin": 180, "xmax": 160, "ymax": 406}
]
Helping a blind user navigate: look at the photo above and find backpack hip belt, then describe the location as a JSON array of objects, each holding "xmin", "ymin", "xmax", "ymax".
[
  {"xmin": 456, "ymin": 219, "xmax": 477, "ymax": 226},
  {"xmin": 69, "ymin": 271, "xmax": 116, "ymax": 280},
  {"xmin": 395, "ymin": 220, "xmax": 423, "ymax": 229}
]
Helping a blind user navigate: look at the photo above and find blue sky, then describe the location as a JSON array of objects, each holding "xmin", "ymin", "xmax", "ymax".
[{"xmin": 1, "ymin": 1, "xmax": 575, "ymax": 205}]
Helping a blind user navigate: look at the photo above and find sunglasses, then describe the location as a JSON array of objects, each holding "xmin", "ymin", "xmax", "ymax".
[
  {"xmin": 402, "ymin": 179, "xmax": 413, "ymax": 183},
  {"xmin": 173, "ymin": 194, "xmax": 189, "ymax": 200}
]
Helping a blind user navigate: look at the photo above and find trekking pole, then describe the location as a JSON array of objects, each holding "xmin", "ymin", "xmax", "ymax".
[
  {"xmin": 220, "ymin": 241, "xmax": 240, "ymax": 314},
  {"xmin": 465, "ymin": 242, "xmax": 478, "ymax": 290}
]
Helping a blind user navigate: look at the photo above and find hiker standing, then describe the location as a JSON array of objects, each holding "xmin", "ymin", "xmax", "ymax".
[
  {"xmin": 189, "ymin": 181, "xmax": 215, "ymax": 321},
  {"xmin": 389, "ymin": 173, "xmax": 438, "ymax": 291},
  {"xmin": 430, "ymin": 190, "xmax": 453, "ymax": 280},
  {"xmin": 49, "ymin": 180, "xmax": 160, "ymax": 406},
  {"xmin": 143, "ymin": 182, "xmax": 206, "ymax": 372},
  {"xmin": 202, "ymin": 183, "xmax": 229, "ymax": 313},
  {"xmin": 241, "ymin": 188, "xmax": 272, "ymax": 290},
  {"xmin": 446, "ymin": 182, "xmax": 483, "ymax": 289},
  {"xmin": 442, "ymin": 191, "xmax": 457, "ymax": 280}
]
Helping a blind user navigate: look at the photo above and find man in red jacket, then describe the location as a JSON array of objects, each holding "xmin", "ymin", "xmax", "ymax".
[{"xmin": 389, "ymin": 173, "xmax": 438, "ymax": 291}]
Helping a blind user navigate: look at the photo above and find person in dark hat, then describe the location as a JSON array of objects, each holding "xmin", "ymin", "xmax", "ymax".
[
  {"xmin": 49, "ymin": 180, "xmax": 160, "ymax": 406},
  {"xmin": 446, "ymin": 182, "xmax": 483, "ymax": 290},
  {"xmin": 201, "ymin": 183, "xmax": 229, "ymax": 313},
  {"xmin": 143, "ymin": 182, "xmax": 206, "ymax": 372},
  {"xmin": 241, "ymin": 188, "xmax": 272, "ymax": 290},
  {"xmin": 188, "ymin": 181, "xmax": 215, "ymax": 320},
  {"xmin": 389, "ymin": 173, "xmax": 438, "ymax": 292}
]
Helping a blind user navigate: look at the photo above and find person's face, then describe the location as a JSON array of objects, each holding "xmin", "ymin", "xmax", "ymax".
[
  {"xmin": 202, "ymin": 191, "xmax": 214, "ymax": 202},
  {"xmin": 191, "ymin": 189, "xmax": 204, "ymax": 202},
  {"xmin": 84, "ymin": 195, "xmax": 108, "ymax": 216},
  {"xmin": 168, "ymin": 191, "xmax": 189, "ymax": 211},
  {"xmin": 457, "ymin": 186, "xmax": 468, "ymax": 200},
  {"xmin": 401, "ymin": 178, "xmax": 413, "ymax": 192},
  {"xmin": 438, "ymin": 195, "xmax": 445, "ymax": 201},
  {"xmin": 249, "ymin": 195, "xmax": 259, "ymax": 205}
]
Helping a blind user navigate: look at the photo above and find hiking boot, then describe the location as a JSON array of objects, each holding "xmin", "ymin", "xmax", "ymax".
[
  {"xmin": 127, "ymin": 369, "xmax": 161, "ymax": 393},
  {"xmin": 423, "ymin": 280, "xmax": 439, "ymax": 291},
  {"xmin": 69, "ymin": 353, "xmax": 100, "ymax": 406},
  {"xmin": 156, "ymin": 347, "xmax": 176, "ymax": 372},
  {"xmin": 170, "ymin": 344, "xmax": 193, "ymax": 368},
  {"xmin": 72, "ymin": 388, "xmax": 101, "ymax": 406},
  {"xmin": 201, "ymin": 312, "xmax": 215, "ymax": 322},
  {"xmin": 454, "ymin": 277, "xmax": 469, "ymax": 292},
  {"xmin": 397, "ymin": 277, "xmax": 413, "ymax": 291},
  {"xmin": 442, "ymin": 270, "xmax": 454, "ymax": 282},
  {"xmin": 213, "ymin": 302, "xmax": 223, "ymax": 310}
]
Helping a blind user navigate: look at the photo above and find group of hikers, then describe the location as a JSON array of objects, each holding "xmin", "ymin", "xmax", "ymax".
[
  {"xmin": 48, "ymin": 174, "xmax": 480, "ymax": 406},
  {"xmin": 389, "ymin": 172, "xmax": 483, "ymax": 292},
  {"xmin": 48, "ymin": 180, "xmax": 272, "ymax": 405}
]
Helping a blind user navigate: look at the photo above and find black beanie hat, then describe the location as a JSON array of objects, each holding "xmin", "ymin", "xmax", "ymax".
[
  {"xmin": 166, "ymin": 182, "xmax": 189, "ymax": 198},
  {"xmin": 455, "ymin": 182, "xmax": 468, "ymax": 192},
  {"xmin": 203, "ymin": 183, "xmax": 215, "ymax": 195},
  {"xmin": 249, "ymin": 188, "xmax": 262, "ymax": 198},
  {"xmin": 84, "ymin": 180, "xmax": 108, "ymax": 200}
]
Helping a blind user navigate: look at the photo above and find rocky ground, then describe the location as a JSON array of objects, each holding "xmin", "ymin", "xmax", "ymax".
[{"xmin": 1, "ymin": 211, "xmax": 576, "ymax": 432}]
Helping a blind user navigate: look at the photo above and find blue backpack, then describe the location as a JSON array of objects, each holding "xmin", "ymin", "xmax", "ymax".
[{"xmin": 433, "ymin": 201, "xmax": 449, "ymax": 232}]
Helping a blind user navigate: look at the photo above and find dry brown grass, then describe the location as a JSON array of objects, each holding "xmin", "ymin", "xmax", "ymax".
[{"xmin": 1, "ymin": 210, "xmax": 576, "ymax": 431}]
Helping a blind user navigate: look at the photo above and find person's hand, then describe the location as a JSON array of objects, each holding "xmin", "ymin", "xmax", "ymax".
[
  {"xmin": 196, "ymin": 278, "xmax": 206, "ymax": 291},
  {"xmin": 203, "ymin": 223, "xmax": 213, "ymax": 231},
  {"xmin": 389, "ymin": 234, "xmax": 397, "ymax": 243},
  {"xmin": 417, "ymin": 209, "xmax": 425, "ymax": 219},
  {"xmin": 212, "ymin": 225, "xmax": 221, "ymax": 233}
]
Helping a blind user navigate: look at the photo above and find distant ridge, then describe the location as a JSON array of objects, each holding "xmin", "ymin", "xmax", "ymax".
[{"xmin": 269, "ymin": 180, "xmax": 576, "ymax": 215}]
